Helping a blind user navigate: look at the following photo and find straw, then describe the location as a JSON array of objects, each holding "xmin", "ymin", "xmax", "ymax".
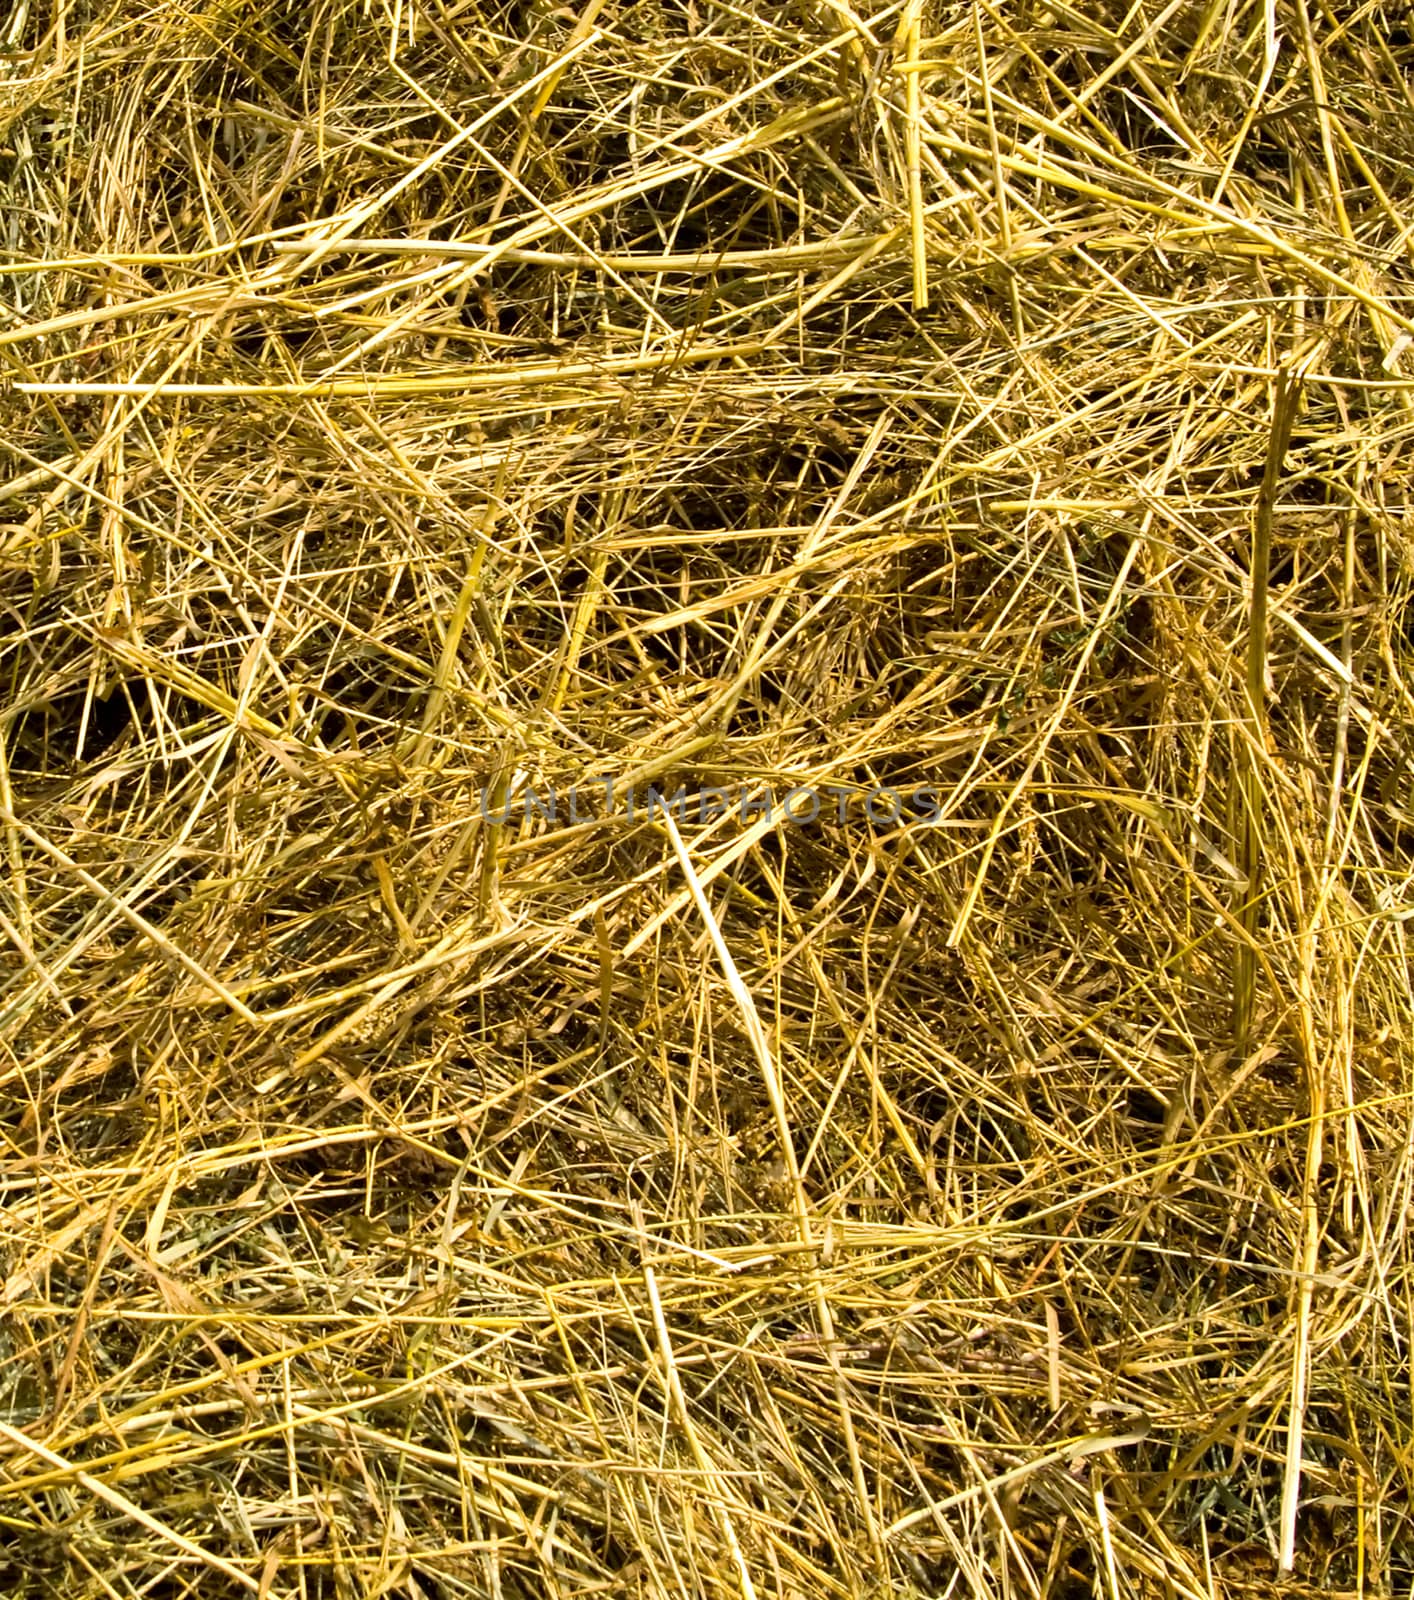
[{"xmin": 2, "ymin": 1, "xmax": 1412, "ymax": 1594}]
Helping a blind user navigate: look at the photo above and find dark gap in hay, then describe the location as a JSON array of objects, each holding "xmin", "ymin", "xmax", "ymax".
[
  {"xmin": 310, "ymin": 655, "xmax": 420, "ymax": 747},
  {"xmin": 1124, "ymin": 1084, "xmax": 1168, "ymax": 1130}
]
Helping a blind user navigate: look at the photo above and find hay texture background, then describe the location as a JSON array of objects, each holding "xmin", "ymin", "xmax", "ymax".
[{"xmin": 1, "ymin": 0, "xmax": 1413, "ymax": 1595}]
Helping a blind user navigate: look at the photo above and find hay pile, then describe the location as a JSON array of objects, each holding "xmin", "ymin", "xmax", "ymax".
[{"xmin": 2, "ymin": 0, "xmax": 1413, "ymax": 1593}]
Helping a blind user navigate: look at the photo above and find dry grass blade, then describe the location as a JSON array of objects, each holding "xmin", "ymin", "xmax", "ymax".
[{"xmin": 1231, "ymin": 363, "xmax": 1303, "ymax": 1051}]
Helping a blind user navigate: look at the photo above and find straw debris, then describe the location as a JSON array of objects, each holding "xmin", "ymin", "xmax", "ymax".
[{"xmin": 2, "ymin": 0, "xmax": 1413, "ymax": 1594}]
